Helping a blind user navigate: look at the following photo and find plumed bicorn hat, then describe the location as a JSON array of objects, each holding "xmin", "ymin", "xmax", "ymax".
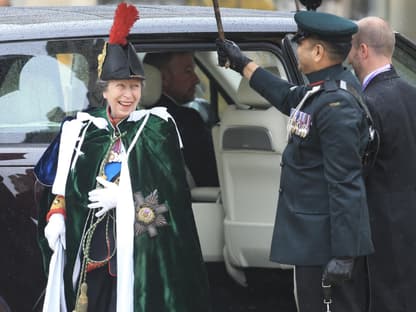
[{"xmin": 97, "ymin": 2, "xmax": 145, "ymax": 81}]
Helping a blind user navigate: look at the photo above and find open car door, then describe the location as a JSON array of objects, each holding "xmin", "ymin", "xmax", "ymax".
[{"xmin": 393, "ymin": 33, "xmax": 416, "ymax": 86}]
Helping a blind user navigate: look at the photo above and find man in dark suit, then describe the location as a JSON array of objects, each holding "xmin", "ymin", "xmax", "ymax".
[
  {"xmin": 143, "ymin": 52, "xmax": 219, "ymax": 187},
  {"xmin": 217, "ymin": 10, "xmax": 374, "ymax": 312},
  {"xmin": 348, "ymin": 16, "xmax": 416, "ymax": 312}
]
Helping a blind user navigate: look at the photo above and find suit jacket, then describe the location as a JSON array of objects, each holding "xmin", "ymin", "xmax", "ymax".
[
  {"xmin": 250, "ymin": 64, "xmax": 374, "ymax": 265},
  {"xmin": 151, "ymin": 94, "xmax": 219, "ymax": 187},
  {"xmin": 364, "ymin": 67, "xmax": 416, "ymax": 312}
]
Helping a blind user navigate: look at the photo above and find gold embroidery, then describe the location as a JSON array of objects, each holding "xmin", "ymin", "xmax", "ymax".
[
  {"xmin": 97, "ymin": 42, "xmax": 107, "ymax": 79},
  {"xmin": 329, "ymin": 102, "xmax": 341, "ymax": 107},
  {"xmin": 50, "ymin": 195, "xmax": 65, "ymax": 210}
]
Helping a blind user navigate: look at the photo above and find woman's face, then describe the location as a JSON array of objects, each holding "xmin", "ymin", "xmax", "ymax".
[{"xmin": 103, "ymin": 79, "xmax": 142, "ymax": 123}]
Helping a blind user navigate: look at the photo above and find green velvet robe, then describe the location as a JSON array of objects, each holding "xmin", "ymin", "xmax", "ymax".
[{"xmin": 38, "ymin": 107, "xmax": 211, "ymax": 311}]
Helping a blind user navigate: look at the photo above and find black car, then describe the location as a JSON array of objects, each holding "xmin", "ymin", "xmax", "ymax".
[{"xmin": 0, "ymin": 4, "xmax": 415, "ymax": 311}]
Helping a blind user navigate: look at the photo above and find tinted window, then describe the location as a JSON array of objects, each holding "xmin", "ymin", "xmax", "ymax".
[{"xmin": 0, "ymin": 39, "xmax": 103, "ymax": 144}]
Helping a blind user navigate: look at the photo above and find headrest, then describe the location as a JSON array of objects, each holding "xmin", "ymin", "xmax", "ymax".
[
  {"xmin": 236, "ymin": 77, "xmax": 270, "ymax": 109},
  {"xmin": 140, "ymin": 63, "xmax": 162, "ymax": 107},
  {"xmin": 236, "ymin": 67, "xmax": 282, "ymax": 109},
  {"xmin": 20, "ymin": 55, "xmax": 88, "ymax": 113},
  {"xmin": 20, "ymin": 55, "xmax": 61, "ymax": 89}
]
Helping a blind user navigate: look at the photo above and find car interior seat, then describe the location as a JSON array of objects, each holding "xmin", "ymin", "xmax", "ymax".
[
  {"xmin": 141, "ymin": 63, "xmax": 198, "ymax": 186},
  {"xmin": 140, "ymin": 63, "xmax": 162, "ymax": 108},
  {"xmin": 0, "ymin": 56, "xmax": 65, "ymax": 124},
  {"xmin": 212, "ymin": 72, "xmax": 290, "ymax": 284},
  {"xmin": 141, "ymin": 61, "xmax": 224, "ymax": 262},
  {"xmin": 0, "ymin": 55, "xmax": 88, "ymax": 142}
]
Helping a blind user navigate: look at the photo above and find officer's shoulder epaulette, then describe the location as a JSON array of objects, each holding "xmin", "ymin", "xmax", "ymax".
[{"xmin": 322, "ymin": 79, "xmax": 380, "ymax": 173}]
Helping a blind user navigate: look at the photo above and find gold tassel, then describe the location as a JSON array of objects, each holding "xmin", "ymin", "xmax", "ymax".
[{"xmin": 73, "ymin": 282, "xmax": 88, "ymax": 312}]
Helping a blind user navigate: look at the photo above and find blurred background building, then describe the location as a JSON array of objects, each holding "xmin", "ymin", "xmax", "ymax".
[{"xmin": 7, "ymin": 0, "xmax": 416, "ymax": 42}]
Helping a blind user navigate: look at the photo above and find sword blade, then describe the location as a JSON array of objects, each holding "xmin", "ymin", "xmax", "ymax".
[{"xmin": 212, "ymin": 0, "xmax": 225, "ymax": 41}]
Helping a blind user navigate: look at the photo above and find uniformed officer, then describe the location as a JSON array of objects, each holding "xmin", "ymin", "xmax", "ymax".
[{"xmin": 216, "ymin": 10, "xmax": 374, "ymax": 312}]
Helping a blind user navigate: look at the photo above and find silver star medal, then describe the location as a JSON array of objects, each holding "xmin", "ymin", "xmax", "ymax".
[{"xmin": 133, "ymin": 189, "xmax": 169, "ymax": 237}]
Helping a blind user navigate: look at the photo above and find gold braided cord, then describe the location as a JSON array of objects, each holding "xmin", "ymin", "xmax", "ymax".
[
  {"xmin": 74, "ymin": 212, "xmax": 117, "ymax": 311},
  {"xmin": 97, "ymin": 42, "xmax": 107, "ymax": 79},
  {"xmin": 74, "ymin": 131, "xmax": 123, "ymax": 310}
]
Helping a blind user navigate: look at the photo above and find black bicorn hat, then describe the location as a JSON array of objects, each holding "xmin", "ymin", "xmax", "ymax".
[
  {"xmin": 293, "ymin": 10, "xmax": 358, "ymax": 43},
  {"xmin": 97, "ymin": 2, "xmax": 145, "ymax": 81}
]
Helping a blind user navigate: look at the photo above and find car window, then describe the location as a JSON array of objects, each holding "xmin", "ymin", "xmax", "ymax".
[
  {"xmin": 0, "ymin": 39, "xmax": 97, "ymax": 144},
  {"xmin": 194, "ymin": 50, "xmax": 288, "ymax": 122},
  {"xmin": 0, "ymin": 40, "xmax": 288, "ymax": 145},
  {"xmin": 140, "ymin": 48, "xmax": 288, "ymax": 126},
  {"xmin": 183, "ymin": 65, "xmax": 215, "ymax": 126}
]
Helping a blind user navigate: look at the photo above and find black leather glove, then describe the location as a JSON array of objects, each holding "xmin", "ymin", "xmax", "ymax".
[
  {"xmin": 322, "ymin": 257, "xmax": 354, "ymax": 284},
  {"xmin": 215, "ymin": 38, "xmax": 252, "ymax": 74}
]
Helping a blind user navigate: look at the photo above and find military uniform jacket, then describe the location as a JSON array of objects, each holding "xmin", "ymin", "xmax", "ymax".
[
  {"xmin": 250, "ymin": 64, "xmax": 374, "ymax": 266},
  {"xmin": 37, "ymin": 107, "xmax": 211, "ymax": 311},
  {"xmin": 364, "ymin": 67, "xmax": 416, "ymax": 312}
]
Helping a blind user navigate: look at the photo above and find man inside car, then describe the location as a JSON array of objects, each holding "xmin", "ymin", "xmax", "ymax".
[{"xmin": 143, "ymin": 52, "xmax": 219, "ymax": 187}]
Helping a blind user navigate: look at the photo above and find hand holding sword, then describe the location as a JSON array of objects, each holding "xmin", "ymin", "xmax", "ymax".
[
  {"xmin": 212, "ymin": 0, "xmax": 225, "ymax": 42},
  {"xmin": 212, "ymin": 0, "xmax": 229, "ymax": 67},
  {"xmin": 213, "ymin": 0, "xmax": 252, "ymax": 74}
]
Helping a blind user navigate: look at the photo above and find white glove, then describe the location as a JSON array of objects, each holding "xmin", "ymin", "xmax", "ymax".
[
  {"xmin": 44, "ymin": 213, "xmax": 66, "ymax": 251},
  {"xmin": 88, "ymin": 176, "xmax": 119, "ymax": 217}
]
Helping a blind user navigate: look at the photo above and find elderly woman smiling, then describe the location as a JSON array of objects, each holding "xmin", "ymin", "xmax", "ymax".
[{"xmin": 36, "ymin": 3, "xmax": 211, "ymax": 312}]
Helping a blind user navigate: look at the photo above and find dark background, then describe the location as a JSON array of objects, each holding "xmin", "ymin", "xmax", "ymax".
[{"xmin": 208, "ymin": 263, "xmax": 297, "ymax": 311}]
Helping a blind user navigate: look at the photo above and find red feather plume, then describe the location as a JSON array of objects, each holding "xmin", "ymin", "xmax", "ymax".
[{"xmin": 109, "ymin": 2, "xmax": 139, "ymax": 46}]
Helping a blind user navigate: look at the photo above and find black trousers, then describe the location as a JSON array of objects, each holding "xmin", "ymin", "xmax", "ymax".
[
  {"xmin": 85, "ymin": 266, "xmax": 116, "ymax": 312},
  {"xmin": 295, "ymin": 257, "xmax": 368, "ymax": 312}
]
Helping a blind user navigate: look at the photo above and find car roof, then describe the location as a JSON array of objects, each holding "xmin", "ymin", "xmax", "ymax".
[{"xmin": 0, "ymin": 5, "xmax": 297, "ymax": 42}]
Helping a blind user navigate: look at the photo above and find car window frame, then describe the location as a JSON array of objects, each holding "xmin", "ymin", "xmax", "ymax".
[
  {"xmin": 135, "ymin": 39, "xmax": 297, "ymax": 122},
  {"xmin": 393, "ymin": 33, "xmax": 416, "ymax": 87}
]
